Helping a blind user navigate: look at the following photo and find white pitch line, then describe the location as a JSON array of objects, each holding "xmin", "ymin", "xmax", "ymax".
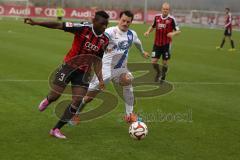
[
  {"xmin": 172, "ymin": 82, "xmax": 240, "ymax": 85},
  {"xmin": 0, "ymin": 79, "xmax": 47, "ymax": 82},
  {"xmin": 0, "ymin": 79, "xmax": 240, "ymax": 85}
]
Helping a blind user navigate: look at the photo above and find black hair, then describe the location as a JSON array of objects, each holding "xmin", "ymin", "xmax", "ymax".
[
  {"xmin": 120, "ymin": 10, "xmax": 134, "ymax": 21},
  {"xmin": 95, "ymin": 10, "xmax": 109, "ymax": 19},
  {"xmin": 225, "ymin": 8, "xmax": 230, "ymax": 11}
]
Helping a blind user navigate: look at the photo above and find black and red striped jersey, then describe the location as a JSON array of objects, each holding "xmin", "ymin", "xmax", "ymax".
[
  {"xmin": 225, "ymin": 13, "xmax": 232, "ymax": 30},
  {"xmin": 152, "ymin": 14, "xmax": 179, "ymax": 46},
  {"xmin": 62, "ymin": 22, "xmax": 109, "ymax": 72}
]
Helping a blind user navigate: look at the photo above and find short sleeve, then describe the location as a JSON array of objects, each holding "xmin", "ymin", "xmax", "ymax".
[
  {"xmin": 152, "ymin": 16, "xmax": 157, "ymax": 28},
  {"xmin": 63, "ymin": 22, "xmax": 86, "ymax": 33},
  {"xmin": 172, "ymin": 17, "xmax": 180, "ymax": 31},
  {"xmin": 132, "ymin": 30, "xmax": 140, "ymax": 43},
  {"xmin": 104, "ymin": 27, "xmax": 114, "ymax": 42}
]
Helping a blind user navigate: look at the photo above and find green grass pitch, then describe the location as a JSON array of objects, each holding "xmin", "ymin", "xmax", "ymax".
[{"xmin": 0, "ymin": 18, "xmax": 240, "ymax": 160}]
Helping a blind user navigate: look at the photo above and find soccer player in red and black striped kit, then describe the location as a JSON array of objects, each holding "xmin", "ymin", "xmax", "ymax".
[
  {"xmin": 144, "ymin": 3, "xmax": 180, "ymax": 82},
  {"xmin": 24, "ymin": 11, "xmax": 109, "ymax": 139},
  {"xmin": 216, "ymin": 8, "xmax": 235, "ymax": 51}
]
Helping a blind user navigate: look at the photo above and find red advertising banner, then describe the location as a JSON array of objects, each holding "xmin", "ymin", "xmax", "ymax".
[
  {"xmin": 0, "ymin": 5, "xmax": 239, "ymax": 28},
  {"xmin": 146, "ymin": 10, "xmax": 158, "ymax": 23},
  {"xmin": 146, "ymin": 10, "xmax": 187, "ymax": 23},
  {"xmin": 0, "ymin": 5, "xmax": 144, "ymax": 21}
]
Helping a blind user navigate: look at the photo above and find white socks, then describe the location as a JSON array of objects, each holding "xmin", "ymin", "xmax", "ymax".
[{"xmin": 123, "ymin": 85, "xmax": 134, "ymax": 115}]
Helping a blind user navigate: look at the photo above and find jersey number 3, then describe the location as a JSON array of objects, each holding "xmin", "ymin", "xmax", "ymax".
[{"xmin": 58, "ymin": 73, "xmax": 66, "ymax": 81}]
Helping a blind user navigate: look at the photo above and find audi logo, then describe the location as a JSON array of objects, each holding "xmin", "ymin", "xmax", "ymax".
[
  {"xmin": 44, "ymin": 8, "xmax": 56, "ymax": 17},
  {"xmin": 44, "ymin": 8, "xmax": 65, "ymax": 17},
  {"xmin": 85, "ymin": 42, "xmax": 99, "ymax": 51}
]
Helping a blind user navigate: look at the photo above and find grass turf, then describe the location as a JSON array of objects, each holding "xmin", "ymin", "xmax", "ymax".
[{"xmin": 0, "ymin": 18, "xmax": 240, "ymax": 160}]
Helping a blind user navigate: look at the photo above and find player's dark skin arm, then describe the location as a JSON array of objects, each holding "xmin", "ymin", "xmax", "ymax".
[{"xmin": 24, "ymin": 18, "xmax": 63, "ymax": 30}]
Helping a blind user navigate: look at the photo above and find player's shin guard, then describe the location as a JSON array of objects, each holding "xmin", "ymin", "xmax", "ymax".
[
  {"xmin": 220, "ymin": 39, "xmax": 225, "ymax": 48},
  {"xmin": 231, "ymin": 40, "xmax": 235, "ymax": 48},
  {"xmin": 54, "ymin": 104, "xmax": 77, "ymax": 129},
  {"xmin": 123, "ymin": 85, "xmax": 134, "ymax": 115},
  {"xmin": 162, "ymin": 64, "xmax": 168, "ymax": 80}
]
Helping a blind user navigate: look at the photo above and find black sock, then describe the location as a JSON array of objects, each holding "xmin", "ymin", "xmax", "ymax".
[
  {"xmin": 153, "ymin": 63, "xmax": 160, "ymax": 75},
  {"xmin": 153, "ymin": 63, "xmax": 161, "ymax": 82},
  {"xmin": 162, "ymin": 65, "xmax": 168, "ymax": 80},
  {"xmin": 46, "ymin": 96, "xmax": 53, "ymax": 103},
  {"xmin": 231, "ymin": 40, "xmax": 235, "ymax": 48},
  {"xmin": 220, "ymin": 39, "xmax": 225, "ymax": 48},
  {"xmin": 46, "ymin": 95, "xmax": 57, "ymax": 103},
  {"xmin": 53, "ymin": 104, "xmax": 77, "ymax": 129}
]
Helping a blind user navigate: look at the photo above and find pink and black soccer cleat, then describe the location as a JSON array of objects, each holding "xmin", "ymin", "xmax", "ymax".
[
  {"xmin": 38, "ymin": 98, "xmax": 49, "ymax": 112},
  {"xmin": 49, "ymin": 128, "xmax": 66, "ymax": 139}
]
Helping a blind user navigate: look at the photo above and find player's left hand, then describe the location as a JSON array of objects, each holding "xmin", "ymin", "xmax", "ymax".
[
  {"xmin": 167, "ymin": 32, "xmax": 175, "ymax": 38},
  {"xmin": 99, "ymin": 81, "xmax": 105, "ymax": 91},
  {"xmin": 143, "ymin": 51, "xmax": 150, "ymax": 59},
  {"xmin": 106, "ymin": 48, "xmax": 113, "ymax": 53}
]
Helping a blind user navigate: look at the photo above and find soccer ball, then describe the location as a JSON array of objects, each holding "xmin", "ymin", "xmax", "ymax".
[{"xmin": 129, "ymin": 121, "xmax": 148, "ymax": 140}]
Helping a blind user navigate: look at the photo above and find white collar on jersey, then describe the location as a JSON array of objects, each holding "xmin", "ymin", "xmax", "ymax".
[
  {"xmin": 116, "ymin": 25, "xmax": 128, "ymax": 34},
  {"xmin": 161, "ymin": 14, "xmax": 170, "ymax": 20},
  {"xmin": 91, "ymin": 25, "xmax": 103, "ymax": 37}
]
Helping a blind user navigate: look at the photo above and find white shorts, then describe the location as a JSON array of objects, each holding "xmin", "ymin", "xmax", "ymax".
[{"xmin": 88, "ymin": 66, "xmax": 131, "ymax": 91}]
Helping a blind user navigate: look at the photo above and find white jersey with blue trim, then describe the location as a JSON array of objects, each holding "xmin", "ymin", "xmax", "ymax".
[{"xmin": 102, "ymin": 26, "xmax": 140, "ymax": 69}]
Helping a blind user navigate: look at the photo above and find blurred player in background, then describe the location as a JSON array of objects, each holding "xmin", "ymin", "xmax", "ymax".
[
  {"xmin": 70, "ymin": 10, "xmax": 149, "ymax": 125},
  {"xmin": 216, "ymin": 8, "xmax": 236, "ymax": 51},
  {"xmin": 24, "ymin": 11, "xmax": 109, "ymax": 139},
  {"xmin": 144, "ymin": 2, "xmax": 180, "ymax": 83},
  {"xmin": 56, "ymin": 6, "xmax": 64, "ymax": 21}
]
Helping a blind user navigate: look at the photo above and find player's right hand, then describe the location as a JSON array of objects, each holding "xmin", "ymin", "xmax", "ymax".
[
  {"xmin": 144, "ymin": 31, "xmax": 150, "ymax": 37},
  {"xmin": 24, "ymin": 18, "xmax": 35, "ymax": 25}
]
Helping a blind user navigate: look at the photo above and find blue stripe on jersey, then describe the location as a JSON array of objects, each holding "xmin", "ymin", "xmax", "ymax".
[{"xmin": 114, "ymin": 30, "xmax": 133, "ymax": 69}]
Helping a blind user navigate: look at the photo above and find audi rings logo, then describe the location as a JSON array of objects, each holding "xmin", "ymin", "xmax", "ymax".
[
  {"xmin": 44, "ymin": 8, "xmax": 56, "ymax": 17},
  {"xmin": 0, "ymin": 6, "xmax": 4, "ymax": 15},
  {"xmin": 85, "ymin": 42, "xmax": 99, "ymax": 51}
]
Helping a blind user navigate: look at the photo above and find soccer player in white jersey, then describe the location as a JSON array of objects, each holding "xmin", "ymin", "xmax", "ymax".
[{"xmin": 70, "ymin": 10, "xmax": 149, "ymax": 124}]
